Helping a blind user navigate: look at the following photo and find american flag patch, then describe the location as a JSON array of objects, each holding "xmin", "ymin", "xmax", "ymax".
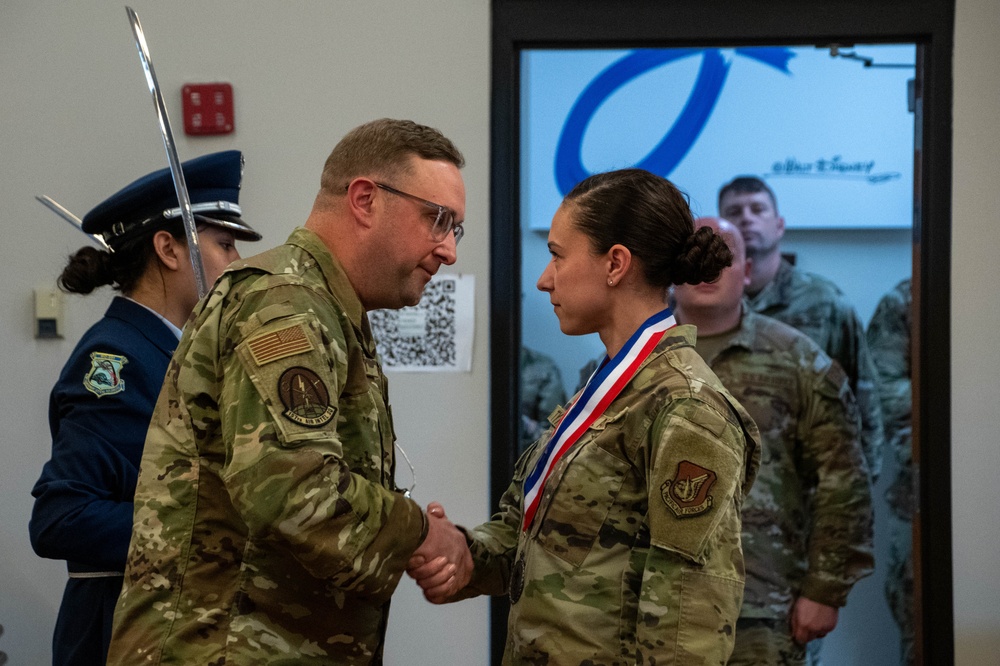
[{"xmin": 247, "ymin": 324, "xmax": 314, "ymax": 366}]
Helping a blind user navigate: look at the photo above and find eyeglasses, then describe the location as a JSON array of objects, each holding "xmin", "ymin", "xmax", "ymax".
[{"xmin": 375, "ymin": 182, "xmax": 464, "ymax": 245}]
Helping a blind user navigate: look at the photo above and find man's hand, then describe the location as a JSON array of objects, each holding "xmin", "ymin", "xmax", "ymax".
[
  {"xmin": 407, "ymin": 502, "xmax": 472, "ymax": 603},
  {"xmin": 790, "ymin": 597, "xmax": 839, "ymax": 645}
]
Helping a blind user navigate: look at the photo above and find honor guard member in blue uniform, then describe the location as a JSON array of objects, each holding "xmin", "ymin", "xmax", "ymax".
[{"xmin": 28, "ymin": 151, "xmax": 261, "ymax": 666}]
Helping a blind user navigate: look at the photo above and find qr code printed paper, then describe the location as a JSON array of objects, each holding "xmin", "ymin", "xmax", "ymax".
[{"xmin": 369, "ymin": 274, "xmax": 474, "ymax": 372}]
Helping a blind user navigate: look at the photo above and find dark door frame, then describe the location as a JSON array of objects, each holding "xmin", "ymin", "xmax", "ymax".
[{"xmin": 489, "ymin": 1, "xmax": 953, "ymax": 664}]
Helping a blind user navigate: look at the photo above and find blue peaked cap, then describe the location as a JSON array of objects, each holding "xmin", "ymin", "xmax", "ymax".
[{"xmin": 82, "ymin": 150, "xmax": 261, "ymax": 247}]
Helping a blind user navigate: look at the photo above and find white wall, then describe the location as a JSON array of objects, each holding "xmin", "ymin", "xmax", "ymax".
[
  {"xmin": 1, "ymin": 1, "xmax": 997, "ymax": 664},
  {"xmin": 951, "ymin": 0, "xmax": 1000, "ymax": 663},
  {"xmin": 0, "ymin": 1, "xmax": 490, "ymax": 664}
]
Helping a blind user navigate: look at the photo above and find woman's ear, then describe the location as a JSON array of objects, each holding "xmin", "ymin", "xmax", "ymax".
[
  {"xmin": 607, "ymin": 243, "xmax": 633, "ymax": 284},
  {"xmin": 151, "ymin": 230, "xmax": 186, "ymax": 272}
]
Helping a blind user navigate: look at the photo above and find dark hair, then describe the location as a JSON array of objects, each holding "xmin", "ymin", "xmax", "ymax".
[
  {"xmin": 319, "ymin": 118, "xmax": 465, "ymax": 195},
  {"xmin": 58, "ymin": 221, "xmax": 185, "ymax": 295},
  {"xmin": 718, "ymin": 175, "xmax": 778, "ymax": 211},
  {"xmin": 564, "ymin": 169, "xmax": 732, "ymax": 287}
]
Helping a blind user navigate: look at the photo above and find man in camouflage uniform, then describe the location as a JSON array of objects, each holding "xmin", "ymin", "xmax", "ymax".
[
  {"xmin": 106, "ymin": 119, "xmax": 472, "ymax": 665},
  {"xmin": 867, "ymin": 278, "xmax": 914, "ymax": 665},
  {"xmin": 673, "ymin": 218, "xmax": 875, "ymax": 665},
  {"xmin": 719, "ymin": 176, "xmax": 885, "ymax": 483},
  {"xmin": 518, "ymin": 346, "xmax": 566, "ymax": 456}
]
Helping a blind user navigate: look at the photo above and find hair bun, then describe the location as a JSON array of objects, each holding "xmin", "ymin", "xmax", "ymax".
[
  {"xmin": 58, "ymin": 246, "xmax": 114, "ymax": 294},
  {"xmin": 670, "ymin": 226, "xmax": 733, "ymax": 285}
]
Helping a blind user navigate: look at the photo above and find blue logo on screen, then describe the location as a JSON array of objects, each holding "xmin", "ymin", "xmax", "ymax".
[{"xmin": 554, "ymin": 47, "xmax": 795, "ymax": 195}]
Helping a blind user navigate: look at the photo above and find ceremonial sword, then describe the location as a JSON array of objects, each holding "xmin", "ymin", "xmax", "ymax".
[
  {"xmin": 125, "ymin": 6, "xmax": 208, "ymax": 298},
  {"xmin": 34, "ymin": 195, "xmax": 112, "ymax": 252}
]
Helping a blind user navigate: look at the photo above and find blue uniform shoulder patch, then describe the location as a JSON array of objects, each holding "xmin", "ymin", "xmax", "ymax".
[{"xmin": 83, "ymin": 351, "xmax": 128, "ymax": 397}]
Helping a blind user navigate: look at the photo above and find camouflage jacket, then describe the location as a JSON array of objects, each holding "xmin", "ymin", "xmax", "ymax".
[
  {"xmin": 697, "ymin": 310, "xmax": 874, "ymax": 617},
  {"xmin": 518, "ymin": 346, "xmax": 567, "ymax": 455},
  {"xmin": 746, "ymin": 258, "xmax": 885, "ymax": 481},
  {"xmin": 107, "ymin": 227, "xmax": 427, "ymax": 665},
  {"xmin": 462, "ymin": 327, "xmax": 760, "ymax": 666},
  {"xmin": 867, "ymin": 278, "xmax": 913, "ymax": 519}
]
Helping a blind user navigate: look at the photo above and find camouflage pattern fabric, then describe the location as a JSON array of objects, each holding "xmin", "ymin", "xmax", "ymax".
[
  {"xmin": 728, "ymin": 618, "xmax": 806, "ymax": 666},
  {"xmin": 518, "ymin": 346, "xmax": 567, "ymax": 456},
  {"xmin": 884, "ymin": 512, "xmax": 915, "ymax": 665},
  {"xmin": 866, "ymin": 278, "xmax": 913, "ymax": 520},
  {"xmin": 866, "ymin": 278, "xmax": 914, "ymax": 665},
  {"xmin": 695, "ymin": 310, "xmax": 874, "ymax": 634},
  {"xmin": 106, "ymin": 227, "xmax": 427, "ymax": 665},
  {"xmin": 746, "ymin": 259, "xmax": 885, "ymax": 481},
  {"xmin": 458, "ymin": 327, "xmax": 761, "ymax": 665}
]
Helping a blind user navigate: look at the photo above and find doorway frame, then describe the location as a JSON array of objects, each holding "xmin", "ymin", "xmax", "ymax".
[{"xmin": 489, "ymin": 1, "xmax": 954, "ymax": 664}]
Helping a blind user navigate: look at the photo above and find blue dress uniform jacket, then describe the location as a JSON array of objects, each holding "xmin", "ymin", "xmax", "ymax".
[{"xmin": 29, "ymin": 296, "xmax": 179, "ymax": 665}]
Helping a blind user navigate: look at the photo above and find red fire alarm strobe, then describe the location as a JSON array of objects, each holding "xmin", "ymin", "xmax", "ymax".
[{"xmin": 182, "ymin": 83, "xmax": 234, "ymax": 136}]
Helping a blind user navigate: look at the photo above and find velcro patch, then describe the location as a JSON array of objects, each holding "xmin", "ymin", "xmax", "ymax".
[
  {"xmin": 649, "ymin": 413, "xmax": 741, "ymax": 562},
  {"xmin": 246, "ymin": 323, "xmax": 314, "ymax": 366}
]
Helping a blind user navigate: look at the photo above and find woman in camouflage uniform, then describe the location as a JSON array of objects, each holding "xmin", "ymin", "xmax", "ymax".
[{"xmin": 414, "ymin": 168, "xmax": 761, "ymax": 665}]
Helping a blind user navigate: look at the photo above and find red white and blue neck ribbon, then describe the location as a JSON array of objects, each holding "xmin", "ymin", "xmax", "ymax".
[{"xmin": 521, "ymin": 307, "xmax": 677, "ymax": 531}]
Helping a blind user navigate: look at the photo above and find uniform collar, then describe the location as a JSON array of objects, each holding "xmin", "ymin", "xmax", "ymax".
[
  {"xmin": 746, "ymin": 256, "xmax": 795, "ymax": 312},
  {"xmin": 689, "ymin": 306, "xmax": 762, "ymax": 366},
  {"xmin": 658, "ymin": 323, "xmax": 698, "ymax": 351},
  {"xmin": 105, "ymin": 296, "xmax": 180, "ymax": 355},
  {"xmin": 699, "ymin": 307, "xmax": 794, "ymax": 363},
  {"xmin": 121, "ymin": 296, "xmax": 183, "ymax": 339},
  {"xmin": 283, "ymin": 227, "xmax": 373, "ymax": 350}
]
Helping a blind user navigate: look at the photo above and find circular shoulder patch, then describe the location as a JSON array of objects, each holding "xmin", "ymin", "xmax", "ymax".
[{"xmin": 277, "ymin": 367, "xmax": 336, "ymax": 428}]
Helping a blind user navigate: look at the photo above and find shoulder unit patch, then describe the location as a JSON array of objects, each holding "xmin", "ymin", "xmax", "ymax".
[
  {"xmin": 661, "ymin": 460, "xmax": 717, "ymax": 518},
  {"xmin": 277, "ymin": 366, "xmax": 336, "ymax": 427},
  {"xmin": 83, "ymin": 351, "xmax": 128, "ymax": 397}
]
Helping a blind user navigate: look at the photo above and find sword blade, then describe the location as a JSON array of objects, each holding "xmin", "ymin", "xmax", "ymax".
[
  {"xmin": 125, "ymin": 6, "xmax": 208, "ymax": 298},
  {"xmin": 35, "ymin": 195, "xmax": 112, "ymax": 252}
]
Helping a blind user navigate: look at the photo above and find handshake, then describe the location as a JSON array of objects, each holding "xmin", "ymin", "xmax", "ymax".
[{"xmin": 406, "ymin": 502, "xmax": 473, "ymax": 604}]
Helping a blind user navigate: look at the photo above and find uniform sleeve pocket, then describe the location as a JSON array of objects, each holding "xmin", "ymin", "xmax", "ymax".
[
  {"xmin": 234, "ymin": 313, "xmax": 342, "ymax": 452},
  {"xmin": 648, "ymin": 415, "xmax": 741, "ymax": 564}
]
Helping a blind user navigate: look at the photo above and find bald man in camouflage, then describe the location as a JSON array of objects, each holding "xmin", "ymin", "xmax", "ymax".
[{"xmin": 673, "ymin": 217, "xmax": 874, "ymax": 665}]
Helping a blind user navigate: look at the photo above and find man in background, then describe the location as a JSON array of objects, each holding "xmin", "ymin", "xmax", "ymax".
[
  {"xmin": 718, "ymin": 176, "xmax": 885, "ymax": 482},
  {"xmin": 107, "ymin": 119, "xmax": 473, "ymax": 665},
  {"xmin": 519, "ymin": 346, "xmax": 566, "ymax": 456},
  {"xmin": 868, "ymin": 278, "xmax": 915, "ymax": 665},
  {"xmin": 674, "ymin": 216, "xmax": 874, "ymax": 665}
]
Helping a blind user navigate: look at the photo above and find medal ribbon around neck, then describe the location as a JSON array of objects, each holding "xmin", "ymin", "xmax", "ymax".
[{"xmin": 521, "ymin": 307, "xmax": 677, "ymax": 531}]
